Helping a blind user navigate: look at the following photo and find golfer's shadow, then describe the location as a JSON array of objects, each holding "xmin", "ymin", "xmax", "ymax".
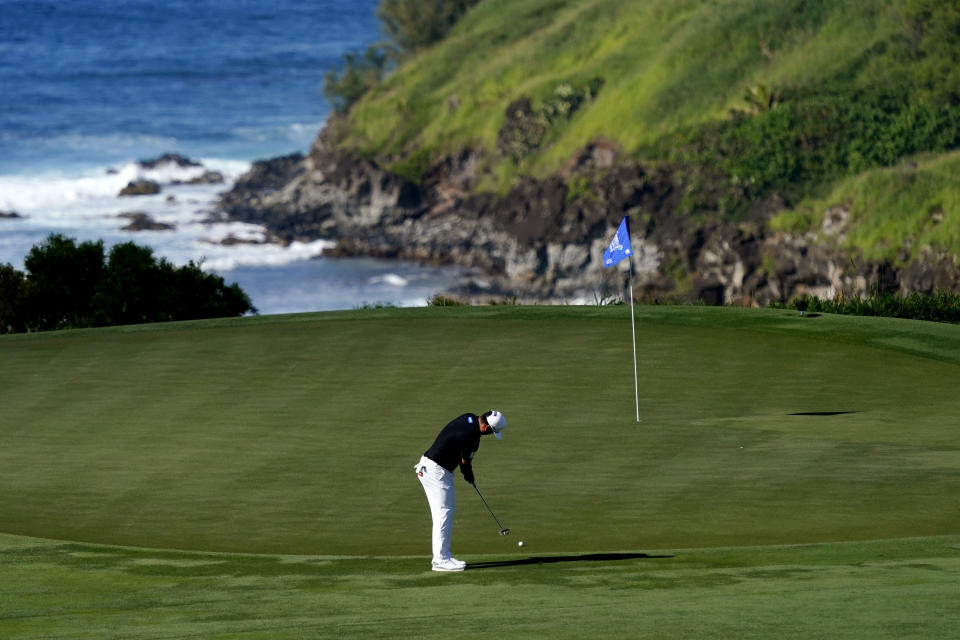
[
  {"xmin": 467, "ymin": 552, "xmax": 672, "ymax": 569},
  {"xmin": 788, "ymin": 411, "xmax": 858, "ymax": 416}
]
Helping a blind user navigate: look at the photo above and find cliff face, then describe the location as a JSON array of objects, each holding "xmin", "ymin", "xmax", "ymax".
[{"xmin": 219, "ymin": 130, "xmax": 960, "ymax": 305}]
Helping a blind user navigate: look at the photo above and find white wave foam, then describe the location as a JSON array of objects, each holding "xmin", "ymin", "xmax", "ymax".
[
  {"xmin": 0, "ymin": 154, "xmax": 465, "ymax": 314},
  {"xmin": 0, "ymin": 158, "xmax": 249, "ymax": 212},
  {"xmin": 195, "ymin": 158, "xmax": 252, "ymax": 176},
  {"xmin": 195, "ymin": 239, "xmax": 334, "ymax": 271},
  {"xmin": 231, "ymin": 121, "xmax": 325, "ymax": 144},
  {"xmin": 0, "ymin": 170, "xmax": 132, "ymax": 211},
  {"xmin": 0, "ymin": 158, "xmax": 341, "ymax": 274},
  {"xmin": 368, "ymin": 273, "xmax": 409, "ymax": 287},
  {"xmin": 136, "ymin": 163, "xmax": 207, "ymax": 185}
]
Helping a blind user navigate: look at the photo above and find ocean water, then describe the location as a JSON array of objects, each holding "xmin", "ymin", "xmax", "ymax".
[{"xmin": 0, "ymin": 0, "xmax": 464, "ymax": 314}]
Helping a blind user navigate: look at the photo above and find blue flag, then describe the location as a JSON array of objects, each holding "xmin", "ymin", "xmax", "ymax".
[{"xmin": 603, "ymin": 216, "xmax": 632, "ymax": 268}]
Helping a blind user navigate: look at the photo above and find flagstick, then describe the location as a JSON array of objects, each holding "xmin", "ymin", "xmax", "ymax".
[{"xmin": 628, "ymin": 258, "xmax": 639, "ymax": 422}]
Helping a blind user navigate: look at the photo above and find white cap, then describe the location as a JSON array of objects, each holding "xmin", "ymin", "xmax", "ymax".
[{"xmin": 487, "ymin": 410, "xmax": 507, "ymax": 440}]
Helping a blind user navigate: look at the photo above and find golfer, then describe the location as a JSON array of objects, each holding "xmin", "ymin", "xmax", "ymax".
[{"xmin": 414, "ymin": 410, "xmax": 507, "ymax": 572}]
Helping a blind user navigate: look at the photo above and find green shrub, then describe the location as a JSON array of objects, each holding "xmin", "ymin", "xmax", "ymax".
[
  {"xmin": 23, "ymin": 235, "xmax": 105, "ymax": 329},
  {"xmin": 377, "ymin": 0, "xmax": 481, "ymax": 52},
  {"xmin": 498, "ymin": 78, "xmax": 605, "ymax": 161},
  {"xmin": 323, "ymin": 1, "xmax": 482, "ymax": 115},
  {"xmin": 0, "ymin": 263, "xmax": 31, "ymax": 333},
  {"xmin": 428, "ymin": 294, "xmax": 467, "ymax": 306},
  {"xmin": 1, "ymin": 234, "xmax": 255, "ymax": 333},
  {"xmin": 661, "ymin": 89, "xmax": 960, "ymax": 210},
  {"xmin": 782, "ymin": 291, "xmax": 960, "ymax": 323},
  {"xmin": 768, "ymin": 208, "xmax": 818, "ymax": 234},
  {"xmin": 323, "ymin": 45, "xmax": 392, "ymax": 114},
  {"xmin": 566, "ymin": 175, "xmax": 598, "ymax": 204}
]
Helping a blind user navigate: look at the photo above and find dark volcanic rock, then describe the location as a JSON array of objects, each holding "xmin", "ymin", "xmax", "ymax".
[
  {"xmin": 118, "ymin": 212, "xmax": 174, "ymax": 231},
  {"xmin": 233, "ymin": 153, "xmax": 305, "ymax": 193},
  {"xmin": 219, "ymin": 148, "xmax": 421, "ymax": 244},
  {"xmin": 218, "ymin": 154, "xmax": 305, "ymax": 221},
  {"xmin": 216, "ymin": 131, "xmax": 960, "ymax": 305},
  {"xmin": 119, "ymin": 180, "xmax": 161, "ymax": 197},
  {"xmin": 141, "ymin": 154, "xmax": 224, "ymax": 183},
  {"xmin": 181, "ymin": 170, "xmax": 224, "ymax": 185},
  {"xmin": 110, "ymin": 153, "xmax": 223, "ymax": 187},
  {"xmin": 138, "ymin": 153, "xmax": 201, "ymax": 169}
]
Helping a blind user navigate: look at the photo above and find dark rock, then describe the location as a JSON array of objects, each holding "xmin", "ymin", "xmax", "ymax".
[
  {"xmin": 420, "ymin": 149, "xmax": 481, "ymax": 216},
  {"xmin": 109, "ymin": 154, "xmax": 223, "ymax": 187},
  {"xmin": 899, "ymin": 253, "xmax": 960, "ymax": 294},
  {"xmin": 196, "ymin": 170, "xmax": 224, "ymax": 184},
  {"xmin": 691, "ymin": 278, "xmax": 725, "ymax": 305},
  {"xmin": 218, "ymin": 154, "xmax": 305, "ymax": 223},
  {"xmin": 561, "ymin": 138, "xmax": 620, "ymax": 174},
  {"xmin": 237, "ymin": 153, "xmax": 305, "ymax": 193},
  {"xmin": 138, "ymin": 153, "xmax": 201, "ymax": 169},
  {"xmin": 118, "ymin": 212, "xmax": 174, "ymax": 231},
  {"xmin": 206, "ymin": 234, "xmax": 270, "ymax": 246},
  {"xmin": 219, "ymin": 149, "xmax": 420, "ymax": 244},
  {"xmin": 0, "ymin": 210, "xmax": 23, "ymax": 219},
  {"xmin": 180, "ymin": 170, "xmax": 224, "ymax": 185},
  {"xmin": 216, "ymin": 129, "xmax": 960, "ymax": 306},
  {"xmin": 119, "ymin": 180, "xmax": 161, "ymax": 196}
]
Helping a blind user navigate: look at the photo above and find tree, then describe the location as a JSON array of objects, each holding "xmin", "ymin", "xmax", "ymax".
[
  {"xmin": 377, "ymin": 0, "xmax": 479, "ymax": 52},
  {"xmin": 163, "ymin": 260, "xmax": 255, "ymax": 321},
  {"xmin": 23, "ymin": 234, "xmax": 105, "ymax": 330},
  {"xmin": 323, "ymin": 45, "xmax": 392, "ymax": 113},
  {"xmin": 322, "ymin": 0, "xmax": 480, "ymax": 113},
  {"xmin": 94, "ymin": 241, "xmax": 166, "ymax": 325},
  {"xmin": 0, "ymin": 263, "xmax": 31, "ymax": 334},
  {"xmin": 0, "ymin": 234, "xmax": 256, "ymax": 334}
]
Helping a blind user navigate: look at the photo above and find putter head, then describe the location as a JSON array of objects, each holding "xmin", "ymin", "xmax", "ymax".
[{"xmin": 499, "ymin": 528, "xmax": 510, "ymax": 536}]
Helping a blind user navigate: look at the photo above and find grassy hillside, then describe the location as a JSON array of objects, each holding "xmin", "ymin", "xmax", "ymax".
[
  {"xmin": 348, "ymin": 0, "xmax": 894, "ymax": 165},
  {"xmin": 335, "ymin": 0, "xmax": 960, "ymax": 257},
  {"xmin": 772, "ymin": 149, "xmax": 960, "ymax": 261}
]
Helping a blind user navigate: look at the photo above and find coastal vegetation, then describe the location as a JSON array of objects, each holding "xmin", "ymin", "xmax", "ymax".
[
  {"xmin": 779, "ymin": 289, "xmax": 960, "ymax": 324},
  {"xmin": 323, "ymin": 0, "xmax": 481, "ymax": 113},
  {"xmin": 324, "ymin": 0, "xmax": 960, "ymax": 264},
  {"xmin": 0, "ymin": 234, "xmax": 254, "ymax": 333}
]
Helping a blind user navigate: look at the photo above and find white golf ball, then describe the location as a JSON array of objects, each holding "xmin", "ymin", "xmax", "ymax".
[{"xmin": 518, "ymin": 540, "xmax": 525, "ymax": 547}]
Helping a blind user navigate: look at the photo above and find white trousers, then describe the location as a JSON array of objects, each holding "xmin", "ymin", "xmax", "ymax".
[{"xmin": 415, "ymin": 455, "xmax": 455, "ymax": 561}]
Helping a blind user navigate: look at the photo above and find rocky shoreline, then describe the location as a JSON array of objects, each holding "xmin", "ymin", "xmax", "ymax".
[{"xmin": 217, "ymin": 127, "xmax": 960, "ymax": 306}]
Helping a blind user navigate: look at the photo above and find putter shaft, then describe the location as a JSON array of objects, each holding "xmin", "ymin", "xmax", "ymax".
[{"xmin": 473, "ymin": 483, "xmax": 509, "ymax": 534}]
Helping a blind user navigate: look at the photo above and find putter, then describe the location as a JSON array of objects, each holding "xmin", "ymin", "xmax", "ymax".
[{"xmin": 473, "ymin": 483, "xmax": 510, "ymax": 535}]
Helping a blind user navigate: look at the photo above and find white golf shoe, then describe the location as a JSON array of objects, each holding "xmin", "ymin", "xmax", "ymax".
[{"xmin": 431, "ymin": 557, "xmax": 466, "ymax": 572}]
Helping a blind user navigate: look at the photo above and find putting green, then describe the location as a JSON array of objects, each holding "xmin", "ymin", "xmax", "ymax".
[{"xmin": 1, "ymin": 306, "xmax": 958, "ymax": 556}]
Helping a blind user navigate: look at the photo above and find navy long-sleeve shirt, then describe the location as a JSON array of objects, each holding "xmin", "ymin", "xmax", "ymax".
[{"xmin": 424, "ymin": 413, "xmax": 481, "ymax": 482}]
